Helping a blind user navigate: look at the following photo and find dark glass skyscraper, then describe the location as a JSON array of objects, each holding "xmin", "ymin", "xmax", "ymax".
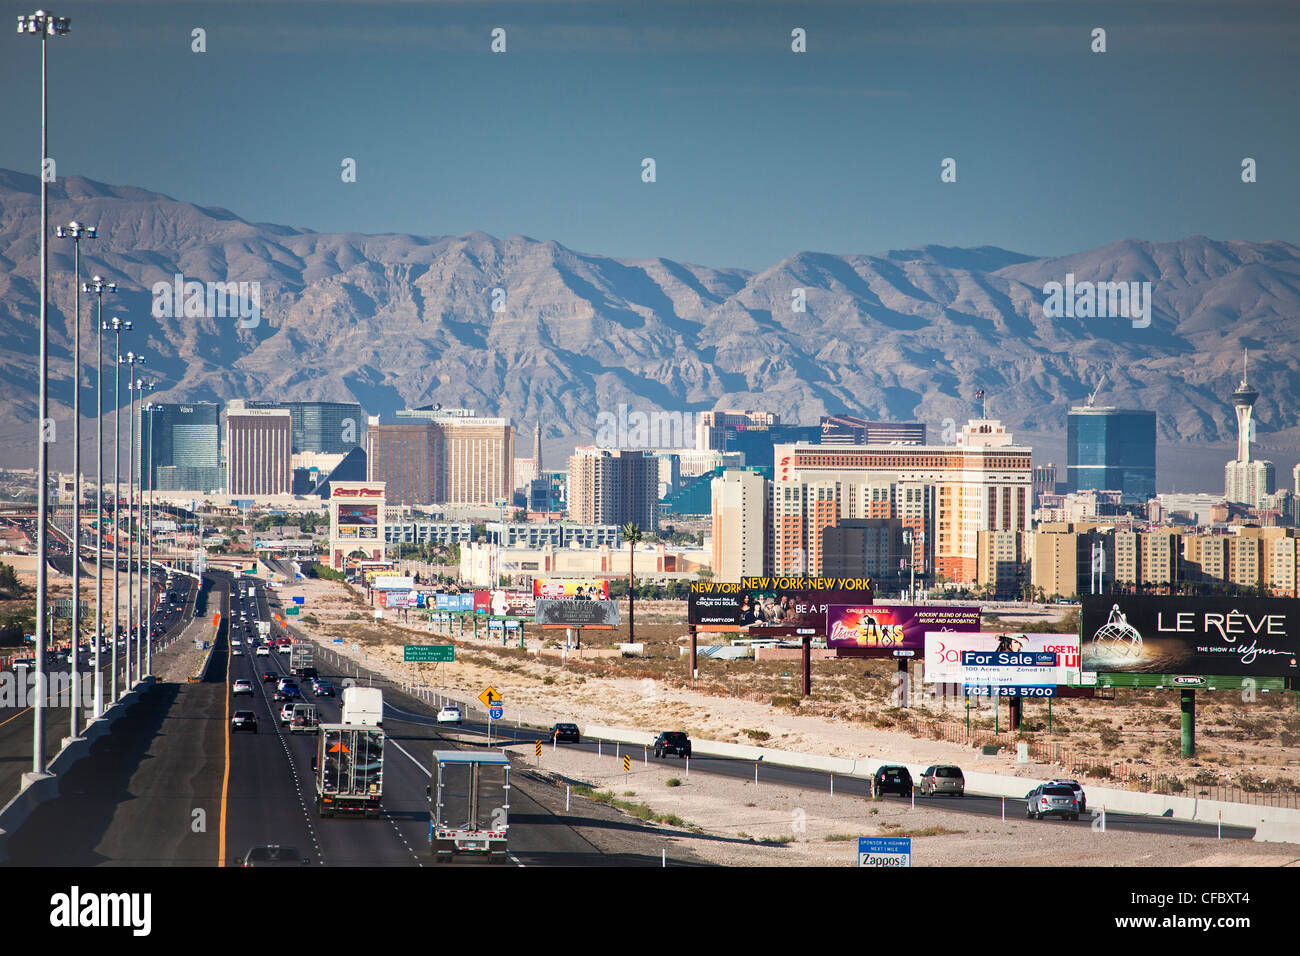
[
  {"xmin": 141, "ymin": 402, "xmax": 222, "ymax": 491},
  {"xmin": 246, "ymin": 401, "xmax": 365, "ymax": 454},
  {"xmin": 1066, "ymin": 407, "xmax": 1156, "ymax": 502}
]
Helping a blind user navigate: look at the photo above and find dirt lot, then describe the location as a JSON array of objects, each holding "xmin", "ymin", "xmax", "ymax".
[
  {"xmin": 281, "ymin": 575, "xmax": 1300, "ymax": 804},
  {"xmin": 504, "ymin": 742, "xmax": 1300, "ymax": 867}
]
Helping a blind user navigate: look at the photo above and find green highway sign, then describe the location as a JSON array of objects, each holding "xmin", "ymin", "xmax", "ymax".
[
  {"xmin": 404, "ymin": 644, "xmax": 455, "ymax": 663},
  {"xmin": 286, "ymin": 606, "xmax": 300, "ymax": 616}
]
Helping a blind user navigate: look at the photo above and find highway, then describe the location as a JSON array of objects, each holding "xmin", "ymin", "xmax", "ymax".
[
  {"xmin": 4, "ymin": 570, "xmax": 707, "ymax": 866},
  {"xmin": 0, "ymin": 569, "xmax": 198, "ymax": 803}
]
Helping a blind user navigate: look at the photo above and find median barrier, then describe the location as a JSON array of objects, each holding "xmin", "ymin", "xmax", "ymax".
[
  {"xmin": 579, "ymin": 721, "xmax": 1300, "ymax": 838},
  {"xmin": 0, "ymin": 676, "xmax": 154, "ymax": 864}
]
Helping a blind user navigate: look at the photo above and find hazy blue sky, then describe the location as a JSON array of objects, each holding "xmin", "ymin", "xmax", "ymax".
[{"xmin": 4, "ymin": 0, "xmax": 1298, "ymax": 269}]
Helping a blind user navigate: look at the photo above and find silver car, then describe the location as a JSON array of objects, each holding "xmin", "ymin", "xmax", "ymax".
[
  {"xmin": 920, "ymin": 765, "xmax": 965, "ymax": 797},
  {"xmin": 1047, "ymin": 779, "xmax": 1086, "ymax": 814},
  {"xmin": 1026, "ymin": 783, "xmax": 1080, "ymax": 820}
]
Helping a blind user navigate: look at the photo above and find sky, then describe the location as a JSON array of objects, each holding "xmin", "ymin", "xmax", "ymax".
[{"xmin": 3, "ymin": 0, "xmax": 1298, "ymax": 271}]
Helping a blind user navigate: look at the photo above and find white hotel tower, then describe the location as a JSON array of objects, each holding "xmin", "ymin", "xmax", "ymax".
[{"xmin": 1224, "ymin": 350, "xmax": 1275, "ymax": 508}]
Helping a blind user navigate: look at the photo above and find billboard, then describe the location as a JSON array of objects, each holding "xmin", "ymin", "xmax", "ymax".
[
  {"xmin": 337, "ymin": 504, "xmax": 378, "ymax": 526},
  {"xmin": 688, "ymin": 577, "xmax": 874, "ymax": 634},
  {"xmin": 379, "ymin": 590, "xmax": 417, "ymax": 608},
  {"xmin": 534, "ymin": 599, "xmax": 619, "ymax": 629},
  {"xmin": 924, "ymin": 632, "xmax": 1089, "ymax": 686},
  {"xmin": 488, "ymin": 589, "xmax": 535, "ymax": 618},
  {"xmin": 373, "ymin": 576, "xmax": 414, "ymax": 590},
  {"xmin": 534, "ymin": 579, "xmax": 610, "ymax": 600},
  {"xmin": 960, "ymin": 651, "xmax": 1059, "ymax": 697},
  {"xmin": 828, "ymin": 605, "xmax": 982, "ymax": 658},
  {"xmin": 1081, "ymin": 596, "xmax": 1300, "ymax": 677},
  {"xmin": 435, "ymin": 593, "xmax": 473, "ymax": 612}
]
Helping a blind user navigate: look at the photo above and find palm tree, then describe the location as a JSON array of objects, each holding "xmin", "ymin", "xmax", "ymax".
[{"xmin": 620, "ymin": 522, "xmax": 643, "ymax": 642}]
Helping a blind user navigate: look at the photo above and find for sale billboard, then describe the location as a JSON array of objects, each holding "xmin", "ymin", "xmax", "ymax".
[
  {"xmin": 689, "ymin": 577, "xmax": 873, "ymax": 634},
  {"xmin": 1081, "ymin": 596, "xmax": 1300, "ymax": 677},
  {"xmin": 534, "ymin": 598, "xmax": 619, "ymax": 629},
  {"xmin": 828, "ymin": 604, "xmax": 981, "ymax": 658},
  {"xmin": 959, "ymin": 651, "xmax": 1059, "ymax": 697},
  {"xmin": 533, "ymin": 579, "xmax": 610, "ymax": 600},
  {"xmin": 924, "ymin": 632, "xmax": 1090, "ymax": 686}
]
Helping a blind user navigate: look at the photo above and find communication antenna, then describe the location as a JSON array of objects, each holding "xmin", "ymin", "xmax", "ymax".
[{"xmin": 1086, "ymin": 372, "xmax": 1107, "ymax": 407}]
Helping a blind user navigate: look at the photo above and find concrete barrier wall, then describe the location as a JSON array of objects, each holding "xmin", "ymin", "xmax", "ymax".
[
  {"xmin": 0, "ymin": 677, "xmax": 153, "ymax": 863},
  {"xmin": 583, "ymin": 721, "xmax": 1300, "ymax": 835}
]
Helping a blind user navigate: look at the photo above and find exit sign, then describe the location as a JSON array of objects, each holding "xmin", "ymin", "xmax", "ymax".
[{"xmin": 404, "ymin": 644, "xmax": 455, "ymax": 663}]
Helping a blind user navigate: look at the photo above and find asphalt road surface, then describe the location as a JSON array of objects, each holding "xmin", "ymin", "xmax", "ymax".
[
  {"xmin": 0, "ymin": 570, "xmax": 197, "ymax": 803},
  {"xmin": 4, "ymin": 572, "xmax": 708, "ymax": 866}
]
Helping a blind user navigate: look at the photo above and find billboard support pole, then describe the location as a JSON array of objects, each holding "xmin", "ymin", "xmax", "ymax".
[
  {"xmin": 689, "ymin": 625, "xmax": 697, "ymax": 680},
  {"xmin": 896, "ymin": 658, "xmax": 908, "ymax": 708},
  {"xmin": 1009, "ymin": 697, "xmax": 1022, "ymax": 731},
  {"xmin": 1181, "ymin": 689, "xmax": 1195, "ymax": 757},
  {"xmin": 801, "ymin": 637, "xmax": 811, "ymax": 698}
]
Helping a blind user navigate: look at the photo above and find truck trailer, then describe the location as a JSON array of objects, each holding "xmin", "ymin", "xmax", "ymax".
[
  {"xmin": 429, "ymin": 751, "xmax": 511, "ymax": 862},
  {"xmin": 314, "ymin": 724, "xmax": 384, "ymax": 817}
]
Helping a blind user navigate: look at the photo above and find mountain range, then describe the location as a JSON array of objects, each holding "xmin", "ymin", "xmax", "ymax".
[{"xmin": 0, "ymin": 168, "xmax": 1297, "ymax": 490}]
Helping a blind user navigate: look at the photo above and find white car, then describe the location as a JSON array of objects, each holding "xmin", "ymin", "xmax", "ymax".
[
  {"xmin": 256, "ymin": 645, "xmax": 270, "ymax": 656},
  {"xmin": 436, "ymin": 706, "xmax": 462, "ymax": 725},
  {"xmin": 280, "ymin": 703, "xmax": 295, "ymax": 725},
  {"xmin": 278, "ymin": 645, "xmax": 291, "ymax": 655},
  {"xmin": 232, "ymin": 679, "xmax": 254, "ymax": 696},
  {"xmin": 232, "ymin": 639, "xmax": 241, "ymax": 647}
]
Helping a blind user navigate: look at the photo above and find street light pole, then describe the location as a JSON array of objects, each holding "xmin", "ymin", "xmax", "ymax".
[
  {"xmin": 18, "ymin": 7, "xmax": 73, "ymax": 780},
  {"xmin": 145, "ymin": 400, "xmax": 156, "ymax": 675},
  {"xmin": 87, "ymin": 277, "xmax": 115, "ymax": 718},
  {"xmin": 139, "ymin": 384, "xmax": 155, "ymax": 676},
  {"xmin": 123, "ymin": 360, "xmax": 144, "ymax": 686},
  {"xmin": 56, "ymin": 221, "xmax": 95, "ymax": 739},
  {"xmin": 109, "ymin": 329, "xmax": 131, "ymax": 699}
]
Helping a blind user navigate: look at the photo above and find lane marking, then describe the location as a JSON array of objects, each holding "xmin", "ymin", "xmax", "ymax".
[{"xmin": 0, "ymin": 706, "xmax": 33, "ymax": 729}]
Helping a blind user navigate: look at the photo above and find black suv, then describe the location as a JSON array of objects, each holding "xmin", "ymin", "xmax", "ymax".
[
  {"xmin": 297, "ymin": 666, "xmax": 319, "ymax": 681},
  {"xmin": 872, "ymin": 765, "xmax": 913, "ymax": 797},
  {"xmin": 552, "ymin": 722, "xmax": 580, "ymax": 743},
  {"xmin": 653, "ymin": 731, "xmax": 692, "ymax": 759}
]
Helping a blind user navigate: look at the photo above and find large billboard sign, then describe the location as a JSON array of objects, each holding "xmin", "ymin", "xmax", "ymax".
[
  {"xmin": 1081, "ymin": 597, "xmax": 1300, "ymax": 677},
  {"xmin": 534, "ymin": 599, "xmax": 619, "ymax": 629},
  {"xmin": 533, "ymin": 579, "xmax": 610, "ymax": 600},
  {"xmin": 689, "ymin": 577, "xmax": 874, "ymax": 634},
  {"xmin": 489, "ymin": 589, "xmax": 535, "ymax": 618},
  {"xmin": 960, "ymin": 651, "xmax": 1059, "ymax": 697},
  {"xmin": 828, "ymin": 605, "xmax": 982, "ymax": 658},
  {"xmin": 924, "ymin": 632, "xmax": 1089, "ymax": 686},
  {"xmin": 435, "ymin": 593, "xmax": 473, "ymax": 612},
  {"xmin": 337, "ymin": 504, "xmax": 378, "ymax": 526}
]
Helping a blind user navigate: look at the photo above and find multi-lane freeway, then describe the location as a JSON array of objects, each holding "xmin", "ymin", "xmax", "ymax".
[
  {"xmin": 2, "ymin": 570, "xmax": 709, "ymax": 866},
  {"xmin": 0, "ymin": 568, "xmax": 197, "ymax": 803}
]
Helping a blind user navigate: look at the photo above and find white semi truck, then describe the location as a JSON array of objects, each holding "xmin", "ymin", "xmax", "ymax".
[{"xmin": 429, "ymin": 751, "xmax": 511, "ymax": 863}]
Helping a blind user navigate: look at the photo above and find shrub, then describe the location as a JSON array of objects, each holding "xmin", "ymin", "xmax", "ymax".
[
  {"xmin": 742, "ymin": 729, "xmax": 770, "ymax": 742},
  {"xmin": 666, "ymin": 778, "xmax": 681, "ymax": 787}
]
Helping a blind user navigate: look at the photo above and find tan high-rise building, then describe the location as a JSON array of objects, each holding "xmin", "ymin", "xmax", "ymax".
[
  {"xmin": 710, "ymin": 469, "xmax": 770, "ymax": 580},
  {"xmin": 774, "ymin": 418, "xmax": 1029, "ymax": 585},
  {"xmin": 366, "ymin": 415, "xmax": 513, "ymax": 507},
  {"xmin": 441, "ymin": 417, "xmax": 514, "ymax": 506},
  {"xmin": 225, "ymin": 402, "xmax": 292, "ymax": 496},
  {"xmin": 976, "ymin": 529, "xmax": 1026, "ymax": 598},
  {"xmin": 567, "ymin": 447, "xmax": 659, "ymax": 529}
]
